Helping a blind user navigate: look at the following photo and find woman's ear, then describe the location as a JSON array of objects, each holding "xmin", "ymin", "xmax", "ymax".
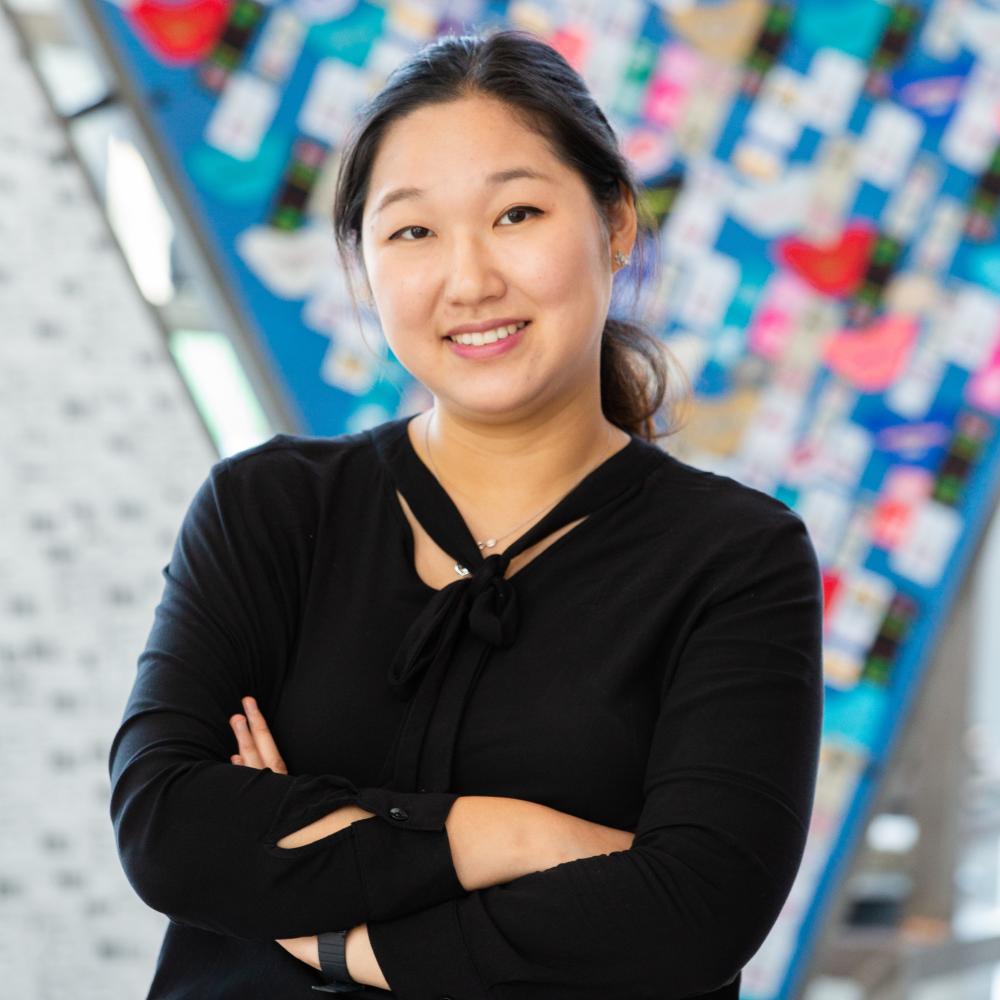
[{"xmin": 608, "ymin": 181, "xmax": 638, "ymax": 259}]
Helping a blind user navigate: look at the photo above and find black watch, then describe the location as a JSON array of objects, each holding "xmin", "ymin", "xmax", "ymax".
[{"xmin": 311, "ymin": 929, "xmax": 359, "ymax": 994}]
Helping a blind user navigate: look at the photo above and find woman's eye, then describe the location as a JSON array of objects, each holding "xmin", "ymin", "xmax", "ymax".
[
  {"xmin": 499, "ymin": 205, "xmax": 543, "ymax": 225},
  {"xmin": 389, "ymin": 225, "xmax": 432, "ymax": 241},
  {"xmin": 388, "ymin": 205, "xmax": 543, "ymax": 241}
]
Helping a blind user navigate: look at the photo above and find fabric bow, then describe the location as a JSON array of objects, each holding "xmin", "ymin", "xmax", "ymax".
[{"xmin": 386, "ymin": 552, "xmax": 520, "ymax": 700}]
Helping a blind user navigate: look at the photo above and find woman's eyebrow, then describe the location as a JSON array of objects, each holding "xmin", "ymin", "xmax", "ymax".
[{"xmin": 372, "ymin": 167, "xmax": 553, "ymax": 216}]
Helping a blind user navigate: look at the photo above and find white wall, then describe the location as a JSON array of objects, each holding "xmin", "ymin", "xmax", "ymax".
[{"xmin": 0, "ymin": 7, "xmax": 217, "ymax": 994}]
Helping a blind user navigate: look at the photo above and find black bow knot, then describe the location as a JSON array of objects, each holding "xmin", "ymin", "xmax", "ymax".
[
  {"xmin": 386, "ymin": 551, "xmax": 520, "ymax": 699},
  {"xmin": 467, "ymin": 553, "xmax": 519, "ymax": 647}
]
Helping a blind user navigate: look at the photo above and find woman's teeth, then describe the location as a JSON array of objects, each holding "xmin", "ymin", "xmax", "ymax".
[{"xmin": 448, "ymin": 321, "xmax": 528, "ymax": 346}]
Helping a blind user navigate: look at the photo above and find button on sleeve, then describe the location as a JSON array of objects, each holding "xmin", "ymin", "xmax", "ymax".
[
  {"xmin": 355, "ymin": 786, "xmax": 459, "ymax": 830},
  {"xmin": 351, "ymin": 787, "xmax": 465, "ymax": 920}
]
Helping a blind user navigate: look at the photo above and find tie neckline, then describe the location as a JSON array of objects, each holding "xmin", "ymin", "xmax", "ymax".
[
  {"xmin": 372, "ymin": 413, "xmax": 655, "ymax": 577},
  {"xmin": 367, "ymin": 413, "xmax": 666, "ymax": 789}
]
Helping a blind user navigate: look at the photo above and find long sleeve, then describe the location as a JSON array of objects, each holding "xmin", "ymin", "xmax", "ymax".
[
  {"xmin": 364, "ymin": 505, "xmax": 825, "ymax": 1000},
  {"xmin": 108, "ymin": 452, "xmax": 466, "ymax": 941}
]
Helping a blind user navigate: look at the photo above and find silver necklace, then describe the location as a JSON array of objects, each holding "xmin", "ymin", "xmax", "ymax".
[{"xmin": 423, "ymin": 411, "xmax": 566, "ymax": 575}]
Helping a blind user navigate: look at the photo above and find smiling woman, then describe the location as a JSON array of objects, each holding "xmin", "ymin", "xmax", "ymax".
[
  {"xmin": 349, "ymin": 92, "xmax": 637, "ymax": 438},
  {"xmin": 332, "ymin": 31, "xmax": 688, "ymax": 453},
  {"xmin": 109, "ymin": 24, "xmax": 824, "ymax": 1000}
]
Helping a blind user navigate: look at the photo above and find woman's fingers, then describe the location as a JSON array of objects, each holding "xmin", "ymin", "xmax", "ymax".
[
  {"xmin": 242, "ymin": 697, "xmax": 289, "ymax": 774},
  {"xmin": 228, "ymin": 696, "xmax": 288, "ymax": 774},
  {"xmin": 230, "ymin": 713, "xmax": 264, "ymax": 768}
]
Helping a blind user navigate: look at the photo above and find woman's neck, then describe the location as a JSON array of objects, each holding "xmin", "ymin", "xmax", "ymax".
[{"xmin": 407, "ymin": 405, "xmax": 630, "ymax": 520}]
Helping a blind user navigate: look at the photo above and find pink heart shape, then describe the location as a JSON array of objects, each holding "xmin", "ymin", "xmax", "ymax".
[{"xmin": 822, "ymin": 314, "xmax": 919, "ymax": 391}]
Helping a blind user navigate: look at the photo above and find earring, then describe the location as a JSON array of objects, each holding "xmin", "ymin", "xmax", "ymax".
[{"xmin": 613, "ymin": 250, "xmax": 631, "ymax": 269}]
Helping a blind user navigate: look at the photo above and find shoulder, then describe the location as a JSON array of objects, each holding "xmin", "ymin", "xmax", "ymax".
[
  {"xmin": 205, "ymin": 426, "xmax": 382, "ymax": 529},
  {"xmin": 643, "ymin": 448, "xmax": 817, "ymax": 575},
  {"xmin": 649, "ymin": 448, "xmax": 804, "ymax": 530},
  {"xmin": 223, "ymin": 426, "xmax": 373, "ymax": 471},
  {"xmin": 218, "ymin": 427, "xmax": 375, "ymax": 486}
]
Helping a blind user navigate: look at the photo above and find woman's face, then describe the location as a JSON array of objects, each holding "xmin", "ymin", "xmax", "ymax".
[{"xmin": 359, "ymin": 94, "xmax": 634, "ymax": 424}]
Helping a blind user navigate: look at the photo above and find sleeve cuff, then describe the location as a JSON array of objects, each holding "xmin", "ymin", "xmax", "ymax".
[
  {"xmin": 351, "ymin": 788, "xmax": 466, "ymax": 920},
  {"xmin": 367, "ymin": 897, "xmax": 489, "ymax": 1000}
]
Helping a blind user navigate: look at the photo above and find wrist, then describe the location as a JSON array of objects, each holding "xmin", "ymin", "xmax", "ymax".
[
  {"xmin": 317, "ymin": 929, "xmax": 357, "ymax": 986},
  {"xmin": 346, "ymin": 924, "xmax": 390, "ymax": 991}
]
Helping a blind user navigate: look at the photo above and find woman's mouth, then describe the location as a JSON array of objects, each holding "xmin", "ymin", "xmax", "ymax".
[
  {"xmin": 446, "ymin": 320, "xmax": 529, "ymax": 346},
  {"xmin": 444, "ymin": 321, "xmax": 530, "ymax": 360}
]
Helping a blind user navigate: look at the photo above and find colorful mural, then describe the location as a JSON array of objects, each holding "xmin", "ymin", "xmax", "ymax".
[{"xmin": 81, "ymin": 0, "xmax": 1000, "ymax": 996}]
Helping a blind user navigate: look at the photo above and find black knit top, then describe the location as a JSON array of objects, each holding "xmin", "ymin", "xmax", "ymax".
[{"xmin": 108, "ymin": 413, "xmax": 824, "ymax": 999}]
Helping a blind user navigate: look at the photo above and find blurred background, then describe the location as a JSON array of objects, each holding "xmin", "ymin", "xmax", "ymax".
[{"xmin": 2, "ymin": 0, "xmax": 1000, "ymax": 997}]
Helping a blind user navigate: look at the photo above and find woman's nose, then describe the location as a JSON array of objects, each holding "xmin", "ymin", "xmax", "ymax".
[{"xmin": 443, "ymin": 237, "xmax": 505, "ymax": 300}]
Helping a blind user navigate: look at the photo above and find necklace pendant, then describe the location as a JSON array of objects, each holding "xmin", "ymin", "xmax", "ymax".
[{"xmin": 478, "ymin": 538, "xmax": 497, "ymax": 550}]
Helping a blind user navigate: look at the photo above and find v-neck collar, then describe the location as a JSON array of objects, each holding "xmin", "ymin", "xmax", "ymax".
[{"xmin": 370, "ymin": 413, "xmax": 665, "ymax": 574}]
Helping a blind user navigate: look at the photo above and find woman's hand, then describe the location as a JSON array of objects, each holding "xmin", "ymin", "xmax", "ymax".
[
  {"xmin": 229, "ymin": 696, "xmax": 288, "ymax": 773},
  {"xmin": 229, "ymin": 697, "xmax": 322, "ymax": 971},
  {"xmin": 228, "ymin": 695, "xmax": 374, "ymax": 847},
  {"xmin": 228, "ymin": 696, "xmax": 384, "ymax": 986}
]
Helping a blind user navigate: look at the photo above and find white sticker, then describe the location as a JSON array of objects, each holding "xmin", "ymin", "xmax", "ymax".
[
  {"xmin": 940, "ymin": 61, "xmax": 1000, "ymax": 175},
  {"xmin": 745, "ymin": 65, "xmax": 806, "ymax": 149},
  {"xmin": 298, "ymin": 59, "xmax": 371, "ymax": 146},
  {"xmin": 796, "ymin": 485, "xmax": 854, "ymax": 565},
  {"xmin": 204, "ymin": 72, "xmax": 280, "ymax": 161},
  {"xmin": 675, "ymin": 250, "xmax": 740, "ymax": 329},
  {"xmin": 802, "ymin": 135, "xmax": 859, "ymax": 244},
  {"xmin": 826, "ymin": 565, "xmax": 895, "ymax": 650},
  {"xmin": 235, "ymin": 223, "xmax": 335, "ymax": 299},
  {"xmin": 959, "ymin": 2, "xmax": 1000, "ymax": 64},
  {"xmin": 856, "ymin": 102, "xmax": 924, "ymax": 189},
  {"xmin": 801, "ymin": 48, "xmax": 866, "ymax": 135},
  {"xmin": 738, "ymin": 382, "xmax": 805, "ymax": 486},
  {"xmin": 321, "ymin": 344, "xmax": 380, "ymax": 395},
  {"xmin": 941, "ymin": 284, "xmax": 1000, "ymax": 370},
  {"xmin": 728, "ymin": 165, "xmax": 812, "ymax": 236},
  {"xmin": 832, "ymin": 498, "xmax": 876, "ymax": 571},
  {"xmin": 913, "ymin": 197, "xmax": 966, "ymax": 274},
  {"xmin": 251, "ymin": 7, "xmax": 306, "ymax": 84},
  {"xmin": 921, "ymin": 0, "xmax": 966, "ymax": 60},
  {"xmin": 883, "ymin": 155, "xmax": 940, "ymax": 242},
  {"xmin": 885, "ymin": 331, "xmax": 947, "ymax": 419},
  {"xmin": 815, "ymin": 419, "xmax": 874, "ymax": 490},
  {"xmin": 822, "ymin": 634, "xmax": 867, "ymax": 690},
  {"xmin": 890, "ymin": 498, "xmax": 962, "ymax": 587},
  {"xmin": 662, "ymin": 157, "xmax": 729, "ymax": 253}
]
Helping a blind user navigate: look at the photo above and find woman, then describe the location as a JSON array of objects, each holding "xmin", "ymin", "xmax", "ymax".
[{"xmin": 109, "ymin": 27, "xmax": 824, "ymax": 1000}]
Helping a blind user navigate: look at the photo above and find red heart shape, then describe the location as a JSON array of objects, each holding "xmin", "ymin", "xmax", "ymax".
[
  {"xmin": 777, "ymin": 222, "xmax": 877, "ymax": 296},
  {"xmin": 127, "ymin": 0, "xmax": 230, "ymax": 64}
]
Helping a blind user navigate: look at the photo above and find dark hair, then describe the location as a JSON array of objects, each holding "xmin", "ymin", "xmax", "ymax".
[{"xmin": 332, "ymin": 26, "xmax": 690, "ymax": 443}]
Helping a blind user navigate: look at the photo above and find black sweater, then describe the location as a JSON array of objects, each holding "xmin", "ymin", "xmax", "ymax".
[{"xmin": 108, "ymin": 413, "xmax": 825, "ymax": 1000}]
